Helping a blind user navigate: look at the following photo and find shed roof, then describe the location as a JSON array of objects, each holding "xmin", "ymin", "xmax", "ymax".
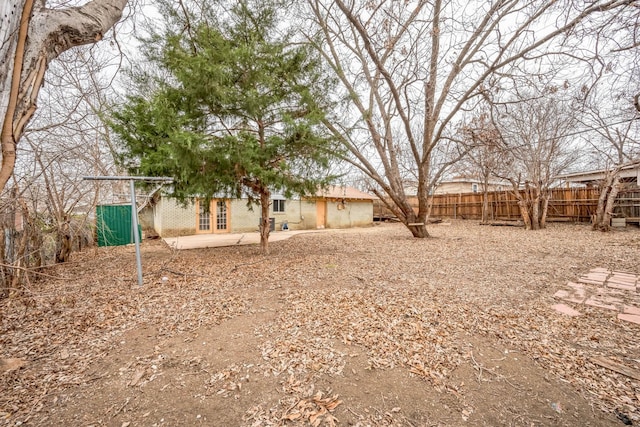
[{"xmin": 315, "ymin": 186, "xmax": 377, "ymax": 200}]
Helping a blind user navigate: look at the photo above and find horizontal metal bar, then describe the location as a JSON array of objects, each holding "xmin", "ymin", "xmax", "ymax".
[{"xmin": 82, "ymin": 176, "xmax": 174, "ymax": 182}]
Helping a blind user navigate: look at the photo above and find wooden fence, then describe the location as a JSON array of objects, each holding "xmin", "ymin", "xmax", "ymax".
[
  {"xmin": 374, "ymin": 188, "xmax": 640, "ymax": 223},
  {"xmin": 616, "ymin": 190, "xmax": 640, "ymax": 220}
]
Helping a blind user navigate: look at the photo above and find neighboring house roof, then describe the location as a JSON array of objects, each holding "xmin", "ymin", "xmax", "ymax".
[
  {"xmin": 403, "ymin": 176, "xmax": 507, "ymax": 195},
  {"xmin": 443, "ymin": 175, "xmax": 507, "ymax": 185},
  {"xmin": 558, "ymin": 161, "xmax": 640, "ymax": 184},
  {"xmin": 315, "ymin": 186, "xmax": 378, "ymax": 200}
]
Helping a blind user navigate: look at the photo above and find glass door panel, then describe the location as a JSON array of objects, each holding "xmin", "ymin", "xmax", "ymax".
[
  {"xmin": 197, "ymin": 200, "xmax": 211, "ymax": 233},
  {"xmin": 216, "ymin": 200, "xmax": 227, "ymax": 231}
]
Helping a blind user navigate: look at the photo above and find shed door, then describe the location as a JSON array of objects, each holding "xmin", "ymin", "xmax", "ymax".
[{"xmin": 316, "ymin": 201, "xmax": 326, "ymax": 228}]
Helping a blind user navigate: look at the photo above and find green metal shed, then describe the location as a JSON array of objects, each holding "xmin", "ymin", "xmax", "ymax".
[{"xmin": 96, "ymin": 204, "xmax": 141, "ymax": 247}]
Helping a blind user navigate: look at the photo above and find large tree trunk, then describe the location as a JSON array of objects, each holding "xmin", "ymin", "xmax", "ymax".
[
  {"xmin": 371, "ymin": 187, "xmax": 430, "ymax": 238},
  {"xmin": 594, "ymin": 170, "xmax": 622, "ymax": 232},
  {"xmin": 514, "ymin": 183, "xmax": 549, "ymax": 231},
  {"xmin": 259, "ymin": 190, "xmax": 271, "ymax": 254},
  {"xmin": 405, "ymin": 204, "xmax": 429, "ymax": 238},
  {"xmin": 0, "ymin": 0, "xmax": 128, "ymax": 194},
  {"xmin": 530, "ymin": 193, "xmax": 541, "ymax": 230},
  {"xmin": 540, "ymin": 193, "xmax": 550, "ymax": 229},
  {"xmin": 480, "ymin": 169, "xmax": 491, "ymax": 223},
  {"xmin": 517, "ymin": 199, "xmax": 532, "ymax": 230},
  {"xmin": 593, "ymin": 175, "xmax": 612, "ymax": 228},
  {"xmin": 602, "ymin": 178, "xmax": 621, "ymax": 230},
  {"xmin": 55, "ymin": 215, "xmax": 72, "ymax": 263},
  {"xmin": 481, "ymin": 187, "xmax": 490, "ymax": 223},
  {"xmin": 513, "ymin": 183, "xmax": 533, "ymax": 230}
]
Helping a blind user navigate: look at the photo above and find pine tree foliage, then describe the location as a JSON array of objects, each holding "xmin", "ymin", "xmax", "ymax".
[{"xmin": 110, "ymin": 1, "xmax": 338, "ymax": 244}]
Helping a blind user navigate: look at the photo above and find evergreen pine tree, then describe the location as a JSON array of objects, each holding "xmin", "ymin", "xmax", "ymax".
[{"xmin": 111, "ymin": 1, "xmax": 338, "ymax": 254}]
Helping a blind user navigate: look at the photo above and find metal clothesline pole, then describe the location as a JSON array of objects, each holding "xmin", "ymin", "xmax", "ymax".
[
  {"xmin": 83, "ymin": 176, "xmax": 173, "ymax": 286},
  {"xmin": 129, "ymin": 179, "xmax": 143, "ymax": 286}
]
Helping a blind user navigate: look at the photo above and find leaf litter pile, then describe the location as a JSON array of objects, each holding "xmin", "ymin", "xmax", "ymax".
[{"xmin": 1, "ymin": 221, "xmax": 640, "ymax": 426}]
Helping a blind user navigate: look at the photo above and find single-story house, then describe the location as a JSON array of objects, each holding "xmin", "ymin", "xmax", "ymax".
[
  {"xmin": 149, "ymin": 186, "xmax": 377, "ymax": 237},
  {"xmin": 434, "ymin": 176, "xmax": 506, "ymax": 194}
]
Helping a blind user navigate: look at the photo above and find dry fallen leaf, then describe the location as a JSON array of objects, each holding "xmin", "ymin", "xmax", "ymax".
[
  {"xmin": 128, "ymin": 368, "xmax": 145, "ymax": 387},
  {"xmin": 2, "ymin": 223, "xmax": 640, "ymax": 426},
  {"xmin": 0, "ymin": 358, "xmax": 27, "ymax": 374}
]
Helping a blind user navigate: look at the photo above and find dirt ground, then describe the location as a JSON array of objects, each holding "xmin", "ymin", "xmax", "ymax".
[{"xmin": 2, "ymin": 221, "xmax": 640, "ymax": 426}]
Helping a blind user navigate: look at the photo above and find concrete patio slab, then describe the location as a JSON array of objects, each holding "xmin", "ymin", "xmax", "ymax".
[{"xmin": 163, "ymin": 229, "xmax": 324, "ymax": 250}]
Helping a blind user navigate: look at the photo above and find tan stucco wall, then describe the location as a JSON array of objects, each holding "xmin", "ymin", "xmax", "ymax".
[
  {"xmin": 154, "ymin": 196, "xmax": 373, "ymax": 237},
  {"xmin": 230, "ymin": 198, "xmax": 317, "ymax": 232},
  {"xmin": 282, "ymin": 199, "xmax": 317, "ymax": 230},
  {"xmin": 298, "ymin": 201, "xmax": 317, "ymax": 230},
  {"xmin": 229, "ymin": 199, "xmax": 260, "ymax": 232},
  {"xmin": 325, "ymin": 199, "xmax": 373, "ymax": 229},
  {"xmin": 154, "ymin": 198, "xmax": 197, "ymax": 237}
]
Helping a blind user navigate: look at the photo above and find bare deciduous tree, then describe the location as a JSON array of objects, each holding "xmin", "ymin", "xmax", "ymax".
[
  {"xmin": 303, "ymin": 0, "xmax": 633, "ymax": 237},
  {"xmin": 459, "ymin": 114, "xmax": 505, "ymax": 223},
  {"xmin": 16, "ymin": 45, "xmax": 124, "ymax": 263},
  {"xmin": 492, "ymin": 93, "xmax": 580, "ymax": 230},
  {"xmin": 579, "ymin": 90, "xmax": 639, "ymax": 230},
  {"xmin": 0, "ymin": 0, "xmax": 128, "ymax": 194},
  {"xmin": 573, "ymin": 3, "xmax": 640, "ymax": 231}
]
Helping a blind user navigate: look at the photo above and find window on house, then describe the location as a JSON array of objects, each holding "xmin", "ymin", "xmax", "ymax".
[
  {"xmin": 273, "ymin": 199, "xmax": 285, "ymax": 213},
  {"xmin": 471, "ymin": 183, "xmax": 479, "ymax": 193}
]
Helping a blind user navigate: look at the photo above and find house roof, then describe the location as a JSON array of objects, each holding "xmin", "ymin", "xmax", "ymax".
[
  {"xmin": 558, "ymin": 161, "xmax": 640, "ymax": 183},
  {"xmin": 315, "ymin": 186, "xmax": 377, "ymax": 200},
  {"xmin": 402, "ymin": 176, "xmax": 507, "ymax": 195},
  {"xmin": 404, "ymin": 175, "xmax": 507, "ymax": 187},
  {"xmin": 438, "ymin": 176, "xmax": 507, "ymax": 186}
]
